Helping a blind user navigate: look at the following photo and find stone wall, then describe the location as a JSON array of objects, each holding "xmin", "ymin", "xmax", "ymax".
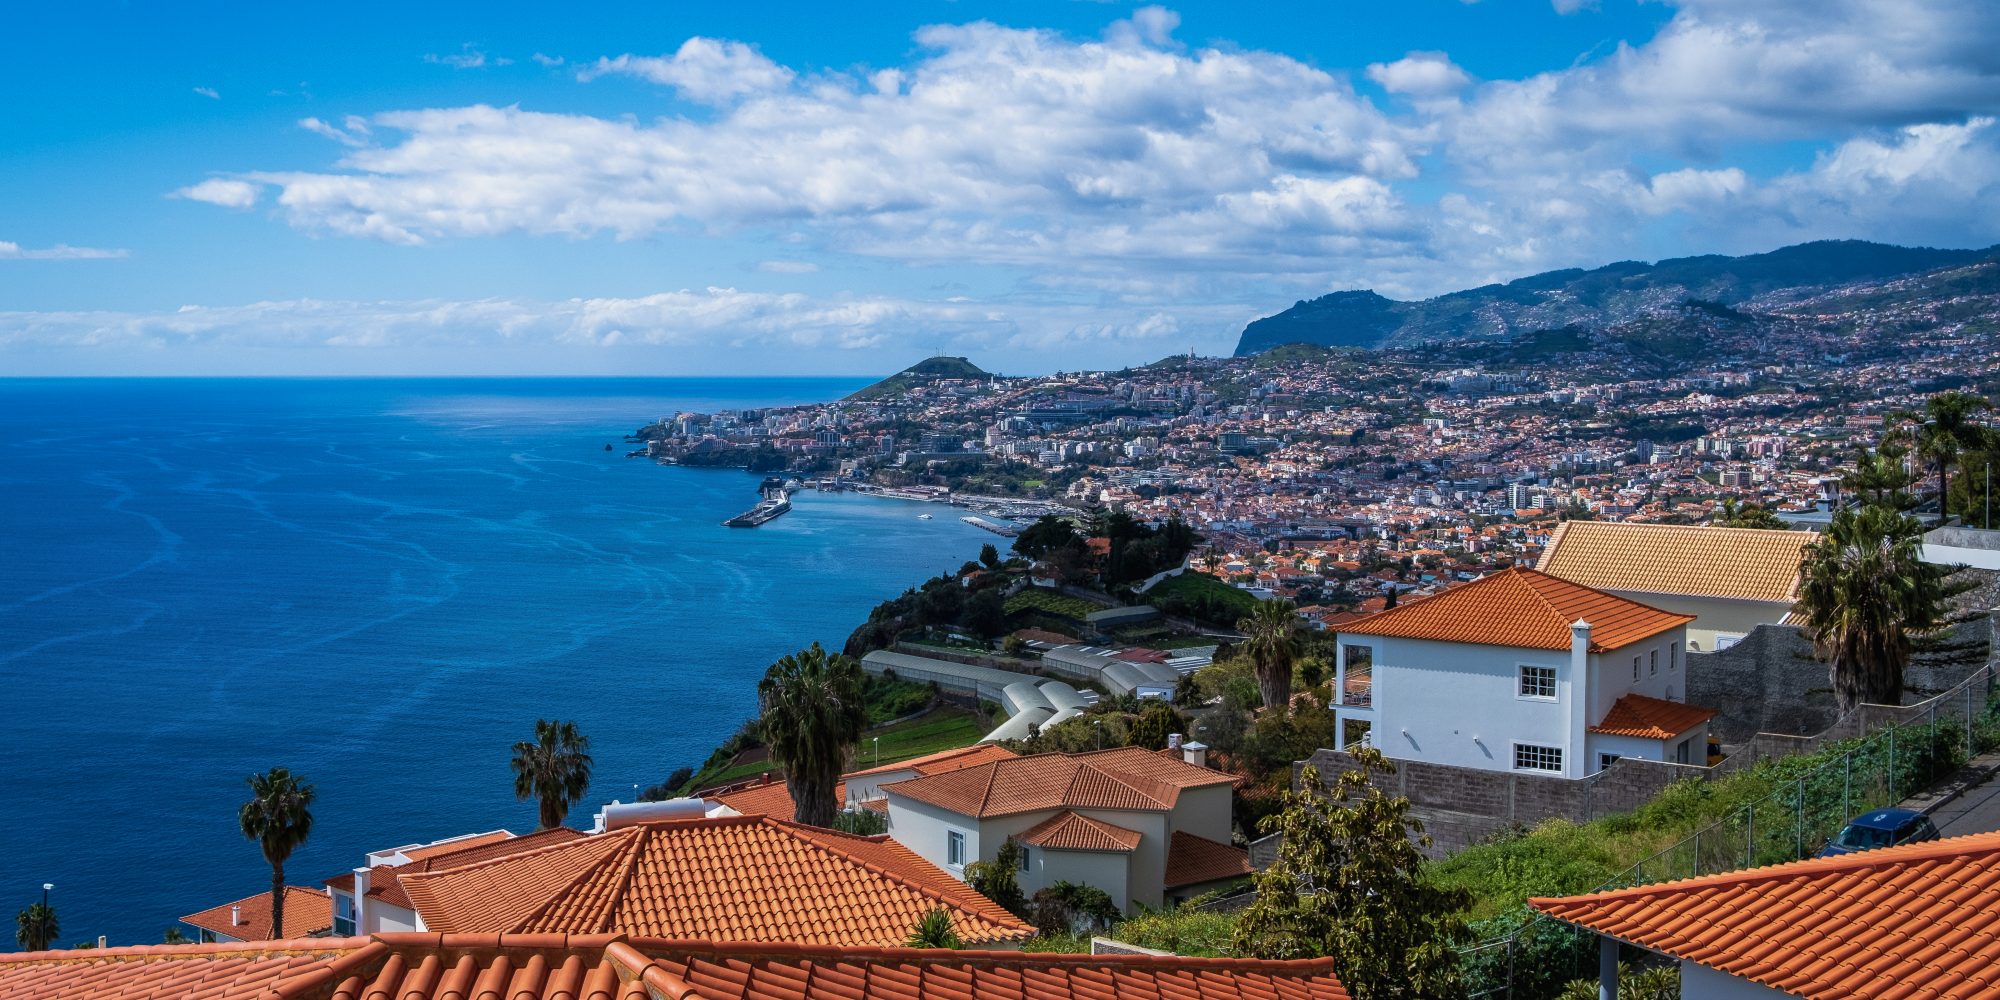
[{"xmin": 1684, "ymin": 624, "xmax": 1832, "ymax": 741}]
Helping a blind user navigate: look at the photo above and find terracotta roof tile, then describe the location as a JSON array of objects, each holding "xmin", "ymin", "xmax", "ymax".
[
  {"xmin": 1334, "ymin": 568, "xmax": 1693, "ymax": 652},
  {"xmin": 884, "ymin": 749, "xmax": 1233, "ymax": 819},
  {"xmin": 1588, "ymin": 693, "xmax": 1718, "ymax": 739},
  {"xmin": 1016, "ymin": 812, "xmax": 1143, "ymax": 852},
  {"xmin": 1536, "ymin": 520, "xmax": 1812, "ymax": 604},
  {"xmin": 1163, "ymin": 832, "xmax": 1254, "ymax": 889},
  {"xmin": 1531, "ymin": 830, "xmax": 2000, "ymax": 1000},
  {"xmin": 179, "ymin": 888, "xmax": 332, "ymax": 942},
  {"xmin": 711, "ymin": 780, "xmax": 845, "ymax": 822},
  {"xmin": 845, "ymin": 744, "xmax": 1019, "ymax": 778},
  {"xmin": 397, "ymin": 815, "xmax": 1035, "ymax": 947},
  {"xmin": 337, "ymin": 827, "xmax": 588, "ymax": 911},
  {"xmin": 0, "ymin": 934, "xmax": 1352, "ymax": 1000}
]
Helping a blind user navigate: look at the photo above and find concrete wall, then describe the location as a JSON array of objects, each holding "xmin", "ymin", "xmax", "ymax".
[
  {"xmin": 1603, "ymin": 591, "xmax": 1789, "ymax": 652},
  {"xmin": 1033, "ymin": 848, "xmax": 1130, "ymax": 912},
  {"xmin": 883, "ymin": 794, "xmax": 983, "ymax": 879},
  {"xmin": 1169, "ymin": 785, "xmax": 1234, "ymax": 845},
  {"xmin": 1680, "ymin": 962, "xmax": 1790, "ymax": 999}
]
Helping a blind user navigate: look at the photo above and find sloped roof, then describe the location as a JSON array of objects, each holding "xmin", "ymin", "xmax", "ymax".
[
  {"xmin": 397, "ymin": 815, "xmax": 1034, "ymax": 947},
  {"xmin": 0, "ymin": 933, "xmax": 1353, "ymax": 1000},
  {"xmin": 1017, "ymin": 811, "xmax": 1143, "ymax": 852},
  {"xmin": 1537, "ymin": 520, "xmax": 1812, "ymax": 604},
  {"xmin": 179, "ymin": 887, "xmax": 332, "ymax": 942},
  {"xmin": 1588, "ymin": 693, "xmax": 1718, "ymax": 740},
  {"xmin": 323, "ymin": 827, "xmax": 587, "ymax": 910},
  {"xmin": 845, "ymin": 743, "xmax": 1019, "ymax": 779},
  {"xmin": 1531, "ymin": 831, "xmax": 2000, "ymax": 999},
  {"xmin": 882, "ymin": 747, "xmax": 1235, "ymax": 819},
  {"xmin": 710, "ymin": 779, "xmax": 844, "ymax": 822},
  {"xmin": 1164, "ymin": 832, "xmax": 1255, "ymax": 889},
  {"xmin": 1334, "ymin": 568, "xmax": 1694, "ymax": 652}
]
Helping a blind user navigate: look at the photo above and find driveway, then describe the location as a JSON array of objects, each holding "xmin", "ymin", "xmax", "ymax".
[{"xmin": 1931, "ymin": 759, "xmax": 2000, "ymax": 836}]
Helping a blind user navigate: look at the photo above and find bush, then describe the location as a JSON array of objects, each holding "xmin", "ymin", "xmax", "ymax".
[
  {"xmin": 831, "ymin": 809, "xmax": 888, "ymax": 835},
  {"xmin": 1030, "ymin": 882, "xmax": 1122, "ymax": 937},
  {"xmin": 1110, "ymin": 905, "xmax": 1239, "ymax": 957},
  {"xmin": 965, "ymin": 840, "xmax": 1028, "ymax": 916}
]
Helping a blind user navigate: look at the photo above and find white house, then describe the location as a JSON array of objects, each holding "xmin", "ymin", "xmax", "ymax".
[
  {"xmin": 880, "ymin": 745, "xmax": 1249, "ymax": 912},
  {"xmin": 1536, "ymin": 520, "xmax": 1814, "ymax": 651},
  {"xmin": 323, "ymin": 828, "xmax": 584, "ymax": 935},
  {"xmin": 1533, "ymin": 830, "xmax": 2000, "ymax": 1000},
  {"xmin": 1333, "ymin": 567, "xmax": 1713, "ymax": 779}
]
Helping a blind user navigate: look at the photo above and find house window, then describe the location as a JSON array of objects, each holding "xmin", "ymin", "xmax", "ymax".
[
  {"xmin": 333, "ymin": 892, "xmax": 356, "ymax": 936},
  {"xmin": 1671, "ymin": 645, "xmax": 1680, "ymax": 671},
  {"xmin": 1675, "ymin": 739, "xmax": 1693, "ymax": 765},
  {"xmin": 947, "ymin": 830, "xmax": 966, "ymax": 868},
  {"xmin": 1518, "ymin": 664, "xmax": 1557, "ymax": 700},
  {"xmin": 1018, "ymin": 846, "xmax": 1030, "ymax": 871},
  {"xmin": 1632, "ymin": 656, "xmax": 1639, "ymax": 681},
  {"xmin": 1650, "ymin": 650, "xmax": 1659, "ymax": 676},
  {"xmin": 1514, "ymin": 744, "xmax": 1564, "ymax": 772},
  {"xmin": 1599, "ymin": 753, "xmax": 1622, "ymax": 772}
]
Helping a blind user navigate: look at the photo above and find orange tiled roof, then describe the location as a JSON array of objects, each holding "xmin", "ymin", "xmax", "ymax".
[
  {"xmin": 178, "ymin": 887, "xmax": 332, "ymax": 942},
  {"xmin": 0, "ymin": 933, "xmax": 1353, "ymax": 1000},
  {"xmin": 882, "ymin": 748, "xmax": 1234, "ymax": 818},
  {"xmin": 1334, "ymin": 568, "xmax": 1693, "ymax": 652},
  {"xmin": 1588, "ymin": 693, "xmax": 1718, "ymax": 739},
  {"xmin": 327, "ymin": 827, "xmax": 587, "ymax": 910},
  {"xmin": 1536, "ymin": 520, "xmax": 1812, "ymax": 603},
  {"xmin": 845, "ymin": 743, "xmax": 1019, "ymax": 778},
  {"xmin": 1017, "ymin": 811, "xmax": 1143, "ymax": 852},
  {"xmin": 710, "ymin": 779, "xmax": 845, "ymax": 822},
  {"xmin": 1531, "ymin": 831, "xmax": 2000, "ymax": 999},
  {"xmin": 1164, "ymin": 832, "xmax": 1255, "ymax": 889},
  {"xmin": 397, "ymin": 815, "xmax": 1034, "ymax": 947},
  {"xmin": 397, "ymin": 829, "xmax": 515, "ymax": 861}
]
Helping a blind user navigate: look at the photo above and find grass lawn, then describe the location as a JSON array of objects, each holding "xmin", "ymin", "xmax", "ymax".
[
  {"xmin": 1005, "ymin": 590, "xmax": 1103, "ymax": 619},
  {"xmin": 861, "ymin": 708, "xmax": 986, "ymax": 767},
  {"xmin": 1142, "ymin": 572, "xmax": 1260, "ymax": 625}
]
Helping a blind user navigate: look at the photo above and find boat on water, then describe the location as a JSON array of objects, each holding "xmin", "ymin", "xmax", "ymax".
[
  {"xmin": 724, "ymin": 494, "xmax": 792, "ymax": 527},
  {"xmin": 918, "ymin": 513, "xmax": 933, "ymax": 520}
]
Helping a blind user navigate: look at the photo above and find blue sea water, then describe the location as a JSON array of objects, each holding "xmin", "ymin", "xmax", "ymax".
[{"xmin": 0, "ymin": 378, "xmax": 993, "ymax": 948}]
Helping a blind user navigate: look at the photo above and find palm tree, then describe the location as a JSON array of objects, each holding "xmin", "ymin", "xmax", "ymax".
[
  {"xmin": 1238, "ymin": 598, "xmax": 1302, "ymax": 710},
  {"xmin": 15, "ymin": 902, "xmax": 57, "ymax": 952},
  {"xmin": 1797, "ymin": 504, "xmax": 1953, "ymax": 712},
  {"xmin": 239, "ymin": 767, "xmax": 315, "ymax": 940},
  {"xmin": 1907, "ymin": 391, "xmax": 1992, "ymax": 520},
  {"xmin": 511, "ymin": 720, "xmax": 594, "ymax": 830},
  {"xmin": 905, "ymin": 907, "xmax": 963, "ymax": 949},
  {"xmin": 758, "ymin": 642, "xmax": 867, "ymax": 828}
]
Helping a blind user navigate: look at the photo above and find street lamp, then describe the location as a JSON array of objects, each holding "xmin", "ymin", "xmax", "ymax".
[
  {"xmin": 873, "ymin": 736, "xmax": 880, "ymax": 766},
  {"xmin": 42, "ymin": 883, "xmax": 52, "ymax": 910}
]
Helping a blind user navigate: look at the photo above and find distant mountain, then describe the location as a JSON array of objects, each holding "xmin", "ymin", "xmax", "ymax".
[
  {"xmin": 845, "ymin": 356, "xmax": 993, "ymax": 401},
  {"xmin": 1233, "ymin": 240, "xmax": 2000, "ymax": 356}
]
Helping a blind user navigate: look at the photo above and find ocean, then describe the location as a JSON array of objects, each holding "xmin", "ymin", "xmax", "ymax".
[{"xmin": 0, "ymin": 378, "xmax": 994, "ymax": 948}]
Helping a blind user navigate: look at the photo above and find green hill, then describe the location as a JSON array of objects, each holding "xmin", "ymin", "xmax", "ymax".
[
  {"xmin": 844, "ymin": 356, "xmax": 994, "ymax": 401},
  {"xmin": 1234, "ymin": 240, "xmax": 2000, "ymax": 356}
]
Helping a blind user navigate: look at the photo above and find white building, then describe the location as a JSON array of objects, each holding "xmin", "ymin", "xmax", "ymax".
[
  {"xmin": 1333, "ymin": 567, "xmax": 1713, "ymax": 780},
  {"xmin": 1535, "ymin": 520, "xmax": 1815, "ymax": 651},
  {"xmin": 880, "ymin": 745, "xmax": 1249, "ymax": 912}
]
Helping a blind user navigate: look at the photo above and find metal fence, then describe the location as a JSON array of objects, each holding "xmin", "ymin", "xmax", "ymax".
[{"xmin": 1460, "ymin": 656, "xmax": 2000, "ymax": 1000}]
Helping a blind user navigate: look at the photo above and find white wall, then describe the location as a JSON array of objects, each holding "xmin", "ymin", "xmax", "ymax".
[
  {"xmin": 1603, "ymin": 592, "xmax": 1786, "ymax": 652},
  {"xmin": 884, "ymin": 795, "xmax": 983, "ymax": 880},
  {"xmin": 1168, "ymin": 785, "xmax": 1233, "ymax": 845},
  {"xmin": 1074, "ymin": 808, "xmax": 1170, "ymax": 911},
  {"xmin": 1680, "ymin": 961, "xmax": 1792, "ymax": 999},
  {"xmin": 1031, "ymin": 848, "xmax": 1130, "ymax": 911}
]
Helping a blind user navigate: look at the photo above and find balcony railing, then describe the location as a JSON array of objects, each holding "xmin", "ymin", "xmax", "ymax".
[{"xmin": 1341, "ymin": 664, "xmax": 1372, "ymax": 707}]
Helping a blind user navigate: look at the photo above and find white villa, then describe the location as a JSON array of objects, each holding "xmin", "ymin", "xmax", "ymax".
[{"xmin": 1333, "ymin": 567, "xmax": 1716, "ymax": 779}]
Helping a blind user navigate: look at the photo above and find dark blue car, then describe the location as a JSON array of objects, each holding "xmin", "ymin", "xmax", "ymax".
[{"xmin": 1819, "ymin": 808, "xmax": 1941, "ymax": 856}]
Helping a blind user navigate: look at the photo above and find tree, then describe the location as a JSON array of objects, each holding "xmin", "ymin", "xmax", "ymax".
[
  {"xmin": 759, "ymin": 642, "xmax": 867, "ymax": 828},
  {"xmin": 1715, "ymin": 497, "xmax": 1786, "ymax": 529},
  {"xmin": 965, "ymin": 839, "xmax": 1027, "ymax": 916},
  {"xmin": 1129, "ymin": 700, "xmax": 1189, "ymax": 751},
  {"xmin": 511, "ymin": 720, "xmax": 593, "ymax": 830},
  {"xmin": 15, "ymin": 902, "xmax": 57, "ymax": 952},
  {"xmin": 905, "ymin": 908, "xmax": 963, "ymax": 949},
  {"xmin": 1238, "ymin": 598, "xmax": 1302, "ymax": 710},
  {"xmin": 162, "ymin": 927, "xmax": 192, "ymax": 945},
  {"xmin": 239, "ymin": 766, "xmax": 315, "ymax": 940},
  {"xmin": 962, "ymin": 588, "xmax": 1007, "ymax": 639},
  {"xmin": 1013, "ymin": 515, "xmax": 1078, "ymax": 559},
  {"xmin": 1233, "ymin": 753, "xmax": 1470, "ymax": 1000},
  {"xmin": 1901, "ymin": 391, "xmax": 1992, "ymax": 520},
  {"xmin": 979, "ymin": 543, "xmax": 1002, "ymax": 570},
  {"xmin": 1798, "ymin": 504, "xmax": 1964, "ymax": 712}
]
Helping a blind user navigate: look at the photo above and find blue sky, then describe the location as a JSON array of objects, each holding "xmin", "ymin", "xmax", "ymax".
[{"xmin": 4, "ymin": 0, "xmax": 1997, "ymax": 376}]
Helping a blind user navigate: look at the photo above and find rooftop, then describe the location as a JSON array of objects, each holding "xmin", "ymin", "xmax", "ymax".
[
  {"xmin": 396, "ymin": 814, "xmax": 1034, "ymax": 947},
  {"xmin": 1536, "ymin": 520, "xmax": 1812, "ymax": 604},
  {"xmin": 1164, "ymin": 832, "xmax": 1256, "ymax": 889},
  {"xmin": 1531, "ymin": 830, "xmax": 2000, "ymax": 999},
  {"xmin": 882, "ymin": 747, "xmax": 1235, "ymax": 818},
  {"xmin": 1016, "ymin": 811, "xmax": 1143, "ymax": 852},
  {"xmin": 324, "ymin": 827, "xmax": 588, "ymax": 910},
  {"xmin": 178, "ymin": 887, "xmax": 332, "ymax": 942},
  {"xmin": 1334, "ymin": 567, "xmax": 1694, "ymax": 652},
  {"xmin": 1588, "ymin": 693, "xmax": 1718, "ymax": 740},
  {"xmin": 0, "ymin": 933, "xmax": 1352, "ymax": 1000}
]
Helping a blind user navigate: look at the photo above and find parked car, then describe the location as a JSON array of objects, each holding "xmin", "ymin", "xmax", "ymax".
[{"xmin": 1818, "ymin": 808, "xmax": 1940, "ymax": 856}]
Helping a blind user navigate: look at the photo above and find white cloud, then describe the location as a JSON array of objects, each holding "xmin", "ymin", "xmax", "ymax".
[
  {"xmin": 1551, "ymin": 0, "xmax": 1598, "ymax": 13},
  {"xmin": 0, "ymin": 240, "xmax": 129, "ymax": 260},
  {"xmin": 757, "ymin": 260, "xmax": 819, "ymax": 273},
  {"xmin": 298, "ymin": 116, "xmax": 370, "ymax": 147},
  {"xmin": 173, "ymin": 178, "xmax": 261, "ymax": 209},
  {"xmin": 532, "ymin": 52, "xmax": 564, "ymax": 67},
  {"xmin": 192, "ymin": 86, "xmax": 220, "ymax": 100},
  {"xmin": 579, "ymin": 38, "xmax": 794, "ymax": 103},
  {"xmin": 1366, "ymin": 52, "xmax": 1472, "ymax": 97},
  {"xmin": 426, "ymin": 45, "xmax": 503, "ymax": 70}
]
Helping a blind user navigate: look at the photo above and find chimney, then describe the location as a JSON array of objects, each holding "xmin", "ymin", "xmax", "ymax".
[
  {"xmin": 1182, "ymin": 740, "xmax": 1208, "ymax": 768},
  {"xmin": 230, "ymin": 905, "xmax": 241, "ymax": 927},
  {"xmin": 1167, "ymin": 733, "xmax": 1183, "ymax": 750}
]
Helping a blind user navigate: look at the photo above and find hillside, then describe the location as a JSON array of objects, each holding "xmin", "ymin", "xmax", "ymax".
[
  {"xmin": 844, "ymin": 356, "xmax": 993, "ymax": 401},
  {"xmin": 1234, "ymin": 240, "xmax": 2000, "ymax": 357}
]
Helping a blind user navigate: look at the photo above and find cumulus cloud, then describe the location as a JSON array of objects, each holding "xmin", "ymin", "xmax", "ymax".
[
  {"xmin": 0, "ymin": 240, "xmax": 129, "ymax": 260},
  {"xmin": 531, "ymin": 52, "xmax": 564, "ymax": 68},
  {"xmin": 174, "ymin": 178, "xmax": 261, "ymax": 209},
  {"xmin": 1366, "ymin": 52, "xmax": 1472, "ymax": 97},
  {"xmin": 579, "ymin": 38, "xmax": 794, "ymax": 102},
  {"xmin": 298, "ymin": 116, "xmax": 371, "ymax": 147}
]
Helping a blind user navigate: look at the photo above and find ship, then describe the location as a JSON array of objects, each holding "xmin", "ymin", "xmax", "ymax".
[
  {"xmin": 918, "ymin": 513, "xmax": 933, "ymax": 520},
  {"xmin": 724, "ymin": 493, "xmax": 792, "ymax": 527}
]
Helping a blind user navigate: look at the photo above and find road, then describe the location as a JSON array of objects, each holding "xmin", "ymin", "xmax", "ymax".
[{"xmin": 1932, "ymin": 761, "xmax": 2000, "ymax": 836}]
